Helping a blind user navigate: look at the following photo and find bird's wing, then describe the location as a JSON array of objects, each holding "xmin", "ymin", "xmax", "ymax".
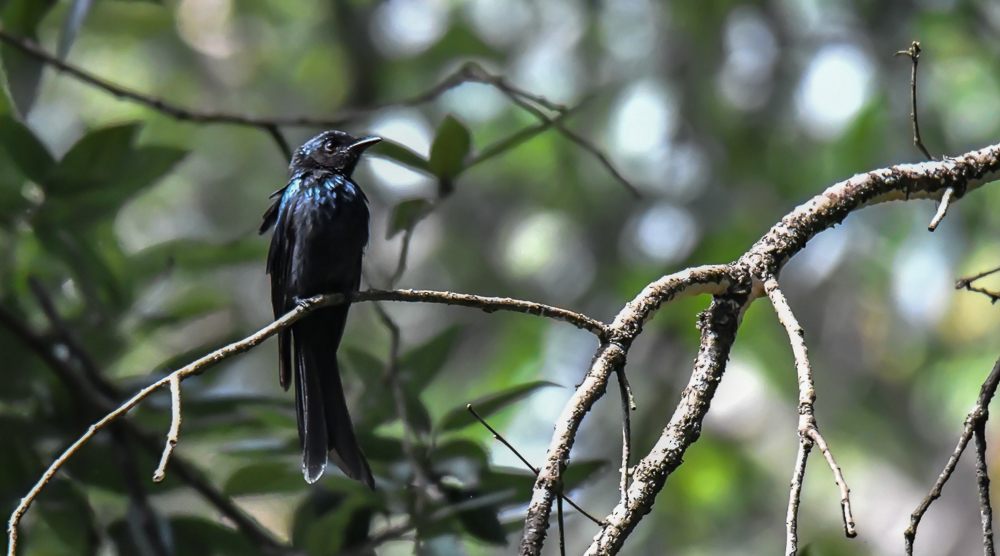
[
  {"xmin": 258, "ymin": 185, "xmax": 290, "ymax": 235},
  {"xmin": 265, "ymin": 179, "xmax": 299, "ymax": 390}
]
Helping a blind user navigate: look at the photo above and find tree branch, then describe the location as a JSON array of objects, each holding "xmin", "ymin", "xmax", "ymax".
[
  {"xmin": 554, "ymin": 143, "xmax": 1000, "ymax": 556},
  {"xmin": 905, "ymin": 354, "xmax": 1000, "ymax": 556},
  {"xmin": 765, "ymin": 277, "xmax": 856, "ymax": 554}
]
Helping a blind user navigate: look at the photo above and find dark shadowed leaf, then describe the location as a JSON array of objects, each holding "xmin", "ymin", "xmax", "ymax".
[
  {"xmin": 387, "ymin": 198, "xmax": 432, "ymax": 238},
  {"xmin": 0, "ymin": 0, "xmax": 57, "ymax": 117},
  {"xmin": 432, "ymin": 439, "xmax": 489, "ymax": 468},
  {"xmin": 369, "ymin": 139, "xmax": 431, "ymax": 172},
  {"xmin": 479, "ymin": 460, "xmax": 607, "ymax": 505},
  {"xmin": 446, "ymin": 488, "xmax": 508, "ymax": 546},
  {"xmin": 0, "ymin": 417, "xmax": 43, "ymax": 502},
  {"xmin": 438, "ymin": 380, "xmax": 558, "ymax": 431},
  {"xmin": 57, "ymin": 0, "xmax": 94, "ymax": 59},
  {"xmin": 0, "ymin": 146, "xmax": 29, "ymax": 223},
  {"xmin": 127, "ymin": 237, "xmax": 267, "ymax": 285},
  {"xmin": 345, "ymin": 348, "xmax": 396, "ymax": 431},
  {"xmin": 224, "ymin": 461, "xmax": 303, "ymax": 496},
  {"xmin": 293, "ymin": 488, "xmax": 376, "ymax": 556},
  {"xmin": 0, "ymin": 114, "xmax": 55, "ymax": 182},
  {"xmin": 428, "ymin": 115, "xmax": 471, "ymax": 192},
  {"xmin": 45, "ymin": 123, "xmax": 140, "ymax": 194},
  {"xmin": 171, "ymin": 516, "xmax": 263, "ymax": 556},
  {"xmin": 37, "ymin": 479, "xmax": 99, "ymax": 554},
  {"xmin": 399, "ymin": 325, "xmax": 462, "ymax": 391},
  {"xmin": 405, "ymin": 389, "xmax": 433, "ymax": 433}
]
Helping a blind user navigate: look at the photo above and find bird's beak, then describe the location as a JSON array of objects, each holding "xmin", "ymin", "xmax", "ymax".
[{"xmin": 348, "ymin": 136, "xmax": 382, "ymax": 153}]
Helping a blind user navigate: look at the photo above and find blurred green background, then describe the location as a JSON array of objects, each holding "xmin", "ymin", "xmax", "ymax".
[{"xmin": 2, "ymin": 0, "xmax": 1000, "ymax": 555}]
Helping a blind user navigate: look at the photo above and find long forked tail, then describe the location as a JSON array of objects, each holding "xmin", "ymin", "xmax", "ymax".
[{"xmin": 293, "ymin": 307, "xmax": 374, "ymax": 488}]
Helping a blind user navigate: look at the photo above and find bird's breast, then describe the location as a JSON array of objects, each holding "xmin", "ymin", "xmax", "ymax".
[{"xmin": 285, "ymin": 180, "xmax": 369, "ymax": 295}]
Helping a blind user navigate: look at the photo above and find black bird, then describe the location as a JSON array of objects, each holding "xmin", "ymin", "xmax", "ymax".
[{"xmin": 259, "ymin": 130, "xmax": 381, "ymax": 487}]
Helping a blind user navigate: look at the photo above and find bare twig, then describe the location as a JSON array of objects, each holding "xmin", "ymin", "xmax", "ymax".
[
  {"xmin": 19, "ymin": 281, "xmax": 173, "ymax": 556},
  {"xmin": 615, "ymin": 369, "xmax": 633, "ymax": 506},
  {"xmin": 974, "ymin": 421, "xmax": 996, "ymax": 556},
  {"xmin": 557, "ymin": 494, "xmax": 566, "ymax": 556},
  {"xmin": 462, "ymin": 63, "xmax": 640, "ymax": 197},
  {"xmin": 895, "ymin": 41, "xmax": 934, "ymax": 161},
  {"xmin": 0, "ymin": 31, "xmax": 475, "ymax": 161},
  {"xmin": 152, "ymin": 374, "xmax": 182, "ymax": 482},
  {"xmin": 0, "ymin": 306, "xmax": 287, "ymax": 556},
  {"xmin": 785, "ymin": 440, "xmax": 811, "ymax": 556},
  {"xmin": 766, "ymin": 277, "xmax": 856, "ymax": 553},
  {"xmin": 805, "ymin": 428, "xmax": 856, "ymax": 537},
  {"xmin": 466, "ymin": 405, "xmax": 603, "ymax": 526},
  {"xmin": 905, "ymin": 355, "xmax": 1000, "ymax": 555},
  {"xmin": 928, "ymin": 186, "xmax": 954, "ymax": 231},
  {"xmin": 957, "ymin": 266, "xmax": 1000, "ymax": 303}
]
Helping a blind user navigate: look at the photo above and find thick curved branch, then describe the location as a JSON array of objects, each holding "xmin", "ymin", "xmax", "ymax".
[
  {"xmin": 512, "ymin": 144, "xmax": 1000, "ymax": 556},
  {"xmin": 517, "ymin": 265, "xmax": 734, "ymax": 555}
]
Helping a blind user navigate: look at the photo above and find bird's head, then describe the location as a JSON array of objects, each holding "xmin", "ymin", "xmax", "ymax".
[{"xmin": 291, "ymin": 131, "xmax": 382, "ymax": 176}]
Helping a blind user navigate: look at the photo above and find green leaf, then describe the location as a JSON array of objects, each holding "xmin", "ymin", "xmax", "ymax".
[
  {"xmin": 432, "ymin": 439, "xmax": 489, "ymax": 468},
  {"xmin": 127, "ymin": 237, "xmax": 267, "ymax": 285},
  {"xmin": 0, "ymin": 0, "xmax": 58, "ymax": 117},
  {"xmin": 224, "ymin": 461, "xmax": 303, "ymax": 496},
  {"xmin": 386, "ymin": 198, "xmax": 432, "ymax": 239},
  {"xmin": 45, "ymin": 123, "xmax": 141, "ymax": 195},
  {"xmin": 438, "ymin": 381, "xmax": 558, "ymax": 432},
  {"xmin": 479, "ymin": 460, "xmax": 607, "ymax": 505},
  {"xmin": 293, "ymin": 489, "xmax": 375, "ymax": 556},
  {"xmin": 344, "ymin": 348, "xmax": 396, "ymax": 431},
  {"xmin": 171, "ymin": 516, "xmax": 263, "ymax": 556},
  {"xmin": 344, "ymin": 348, "xmax": 384, "ymax": 390},
  {"xmin": 399, "ymin": 325, "xmax": 462, "ymax": 391},
  {"xmin": 369, "ymin": 139, "xmax": 431, "ymax": 172},
  {"xmin": 0, "ymin": 146, "xmax": 29, "ymax": 224},
  {"xmin": 0, "ymin": 114, "xmax": 55, "ymax": 182},
  {"xmin": 443, "ymin": 486, "xmax": 508, "ymax": 546},
  {"xmin": 37, "ymin": 479, "xmax": 99, "ymax": 554},
  {"xmin": 428, "ymin": 115, "xmax": 471, "ymax": 192}
]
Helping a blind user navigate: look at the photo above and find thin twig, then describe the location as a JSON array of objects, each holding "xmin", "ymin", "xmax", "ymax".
[
  {"xmin": 895, "ymin": 41, "xmax": 934, "ymax": 161},
  {"xmin": 558, "ymin": 493, "xmax": 566, "ymax": 556},
  {"xmin": 20, "ymin": 282, "xmax": 172, "ymax": 555},
  {"xmin": 466, "ymin": 405, "xmax": 604, "ymax": 526},
  {"xmin": 462, "ymin": 63, "xmax": 640, "ymax": 197},
  {"xmin": 785, "ymin": 440, "xmax": 811, "ymax": 556},
  {"xmin": 974, "ymin": 420, "xmax": 996, "ymax": 556},
  {"xmin": 928, "ymin": 187, "xmax": 954, "ymax": 231},
  {"xmin": 957, "ymin": 266, "xmax": 1000, "ymax": 303},
  {"xmin": 905, "ymin": 355, "xmax": 1000, "ymax": 555},
  {"xmin": 152, "ymin": 374, "xmax": 182, "ymax": 482},
  {"xmin": 0, "ymin": 308, "xmax": 288, "ymax": 555},
  {"xmin": 0, "ymin": 30, "xmax": 475, "ymax": 161},
  {"xmin": 805, "ymin": 427, "xmax": 856, "ymax": 538},
  {"xmin": 766, "ymin": 276, "xmax": 856, "ymax": 553},
  {"xmin": 615, "ymin": 369, "xmax": 633, "ymax": 506}
]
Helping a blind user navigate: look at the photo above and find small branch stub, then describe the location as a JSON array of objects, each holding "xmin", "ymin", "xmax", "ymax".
[{"xmin": 152, "ymin": 374, "xmax": 182, "ymax": 482}]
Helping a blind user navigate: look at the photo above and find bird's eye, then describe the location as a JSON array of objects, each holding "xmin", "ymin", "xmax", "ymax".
[{"xmin": 323, "ymin": 140, "xmax": 336, "ymax": 152}]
